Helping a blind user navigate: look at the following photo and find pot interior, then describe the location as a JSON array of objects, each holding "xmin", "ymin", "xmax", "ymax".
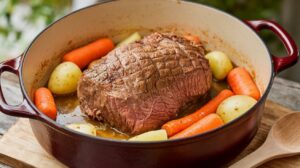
[{"xmin": 22, "ymin": 0, "xmax": 272, "ymax": 112}]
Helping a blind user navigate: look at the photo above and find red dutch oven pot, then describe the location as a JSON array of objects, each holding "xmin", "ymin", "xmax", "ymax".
[{"xmin": 0, "ymin": 1, "xmax": 298, "ymax": 167}]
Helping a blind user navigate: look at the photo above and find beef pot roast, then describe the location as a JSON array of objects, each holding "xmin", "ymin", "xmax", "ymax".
[{"xmin": 78, "ymin": 33, "xmax": 212, "ymax": 135}]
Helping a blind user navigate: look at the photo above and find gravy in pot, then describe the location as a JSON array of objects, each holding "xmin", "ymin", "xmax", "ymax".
[
  {"xmin": 55, "ymin": 95, "xmax": 129, "ymax": 140},
  {"xmin": 54, "ymin": 80, "xmax": 228, "ymax": 140}
]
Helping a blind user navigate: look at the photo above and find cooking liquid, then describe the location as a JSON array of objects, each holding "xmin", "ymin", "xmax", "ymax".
[{"xmin": 54, "ymin": 80, "xmax": 229, "ymax": 140}]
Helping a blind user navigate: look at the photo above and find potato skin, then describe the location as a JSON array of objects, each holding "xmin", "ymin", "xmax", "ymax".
[
  {"xmin": 48, "ymin": 62, "xmax": 82, "ymax": 95},
  {"xmin": 66, "ymin": 123, "xmax": 96, "ymax": 136},
  {"xmin": 216, "ymin": 95, "xmax": 257, "ymax": 123},
  {"xmin": 129, "ymin": 129, "xmax": 168, "ymax": 141},
  {"xmin": 205, "ymin": 51, "xmax": 233, "ymax": 81},
  {"xmin": 117, "ymin": 32, "xmax": 142, "ymax": 47}
]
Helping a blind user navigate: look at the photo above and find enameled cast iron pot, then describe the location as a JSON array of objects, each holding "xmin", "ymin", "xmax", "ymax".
[{"xmin": 0, "ymin": 0, "xmax": 298, "ymax": 167}]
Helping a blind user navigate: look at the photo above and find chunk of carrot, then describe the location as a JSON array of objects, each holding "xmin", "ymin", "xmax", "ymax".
[
  {"xmin": 63, "ymin": 38, "xmax": 115, "ymax": 69},
  {"xmin": 162, "ymin": 89, "xmax": 234, "ymax": 137},
  {"xmin": 183, "ymin": 34, "xmax": 201, "ymax": 44},
  {"xmin": 34, "ymin": 87, "xmax": 57, "ymax": 120},
  {"xmin": 227, "ymin": 67, "xmax": 260, "ymax": 100},
  {"xmin": 170, "ymin": 113, "xmax": 224, "ymax": 139}
]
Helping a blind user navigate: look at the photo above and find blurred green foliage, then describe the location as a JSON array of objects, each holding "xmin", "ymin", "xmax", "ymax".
[
  {"xmin": 28, "ymin": 0, "xmax": 71, "ymax": 24},
  {"xmin": 0, "ymin": 0, "xmax": 285, "ymax": 58},
  {"xmin": 190, "ymin": 0, "xmax": 284, "ymax": 54},
  {"xmin": 0, "ymin": 0, "xmax": 71, "ymax": 59},
  {"xmin": 190, "ymin": 0, "xmax": 282, "ymax": 20},
  {"xmin": 0, "ymin": 0, "xmax": 283, "ymax": 39},
  {"xmin": 0, "ymin": 0, "xmax": 71, "ymax": 40}
]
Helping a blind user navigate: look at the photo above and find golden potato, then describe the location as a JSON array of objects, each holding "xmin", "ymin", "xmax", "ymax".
[
  {"xmin": 67, "ymin": 123, "xmax": 96, "ymax": 136},
  {"xmin": 48, "ymin": 62, "xmax": 82, "ymax": 95},
  {"xmin": 205, "ymin": 51, "xmax": 233, "ymax": 80},
  {"xmin": 217, "ymin": 95, "xmax": 257, "ymax": 123},
  {"xmin": 129, "ymin": 129, "xmax": 168, "ymax": 142},
  {"xmin": 117, "ymin": 32, "xmax": 142, "ymax": 47}
]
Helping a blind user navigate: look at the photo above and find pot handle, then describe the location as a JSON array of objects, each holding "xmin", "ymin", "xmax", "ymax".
[
  {"xmin": 245, "ymin": 20, "xmax": 299, "ymax": 74},
  {"xmin": 0, "ymin": 56, "xmax": 39, "ymax": 119}
]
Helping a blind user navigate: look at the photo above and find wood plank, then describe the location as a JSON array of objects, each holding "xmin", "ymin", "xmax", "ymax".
[
  {"xmin": 268, "ymin": 77, "xmax": 300, "ymax": 110},
  {"xmin": 0, "ymin": 72, "xmax": 21, "ymax": 137},
  {"xmin": 0, "ymin": 119, "xmax": 67, "ymax": 168},
  {"xmin": 0, "ymin": 154, "xmax": 34, "ymax": 168},
  {"xmin": 0, "ymin": 100, "xmax": 297, "ymax": 168}
]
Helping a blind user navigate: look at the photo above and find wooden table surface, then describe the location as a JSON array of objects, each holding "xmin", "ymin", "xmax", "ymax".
[{"xmin": 1, "ymin": 72, "xmax": 300, "ymax": 168}]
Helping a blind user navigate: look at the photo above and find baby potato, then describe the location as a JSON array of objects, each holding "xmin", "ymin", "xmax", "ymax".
[
  {"xmin": 48, "ymin": 62, "xmax": 82, "ymax": 95},
  {"xmin": 117, "ymin": 32, "xmax": 142, "ymax": 47},
  {"xmin": 217, "ymin": 95, "xmax": 257, "ymax": 123},
  {"xmin": 205, "ymin": 51, "xmax": 233, "ymax": 80},
  {"xmin": 67, "ymin": 123, "xmax": 97, "ymax": 136},
  {"xmin": 129, "ymin": 129, "xmax": 168, "ymax": 142}
]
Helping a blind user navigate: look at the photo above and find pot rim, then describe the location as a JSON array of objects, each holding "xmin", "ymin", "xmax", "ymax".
[{"xmin": 20, "ymin": 0, "xmax": 274, "ymax": 146}]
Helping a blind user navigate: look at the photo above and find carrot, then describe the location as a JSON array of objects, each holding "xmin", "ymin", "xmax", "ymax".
[
  {"xmin": 63, "ymin": 38, "xmax": 115, "ymax": 69},
  {"xmin": 34, "ymin": 87, "xmax": 57, "ymax": 120},
  {"xmin": 183, "ymin": 34, "xmax": 201, "ymax": 44},
  {"xmin": 227, "ymin": 67, "xmax": 260, "ymax": 100},
  {"xmin": 162, "ymin": 89, "xmax": 234, "ymax": 136},
  {"xmin": 170, "ymin": 114, "xmax": 224, "ymax": 139}
]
